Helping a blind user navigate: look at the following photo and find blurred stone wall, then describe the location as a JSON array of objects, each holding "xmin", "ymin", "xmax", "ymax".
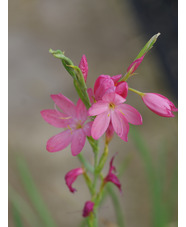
[{"xmin": 9, "ymin": 0, "xmax": 178, "ymax": 226}]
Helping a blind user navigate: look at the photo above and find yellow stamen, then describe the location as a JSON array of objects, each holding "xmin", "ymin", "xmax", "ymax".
[{"xmin": 59, "ymin": 116, "xmax": 72, "ymax": 120}]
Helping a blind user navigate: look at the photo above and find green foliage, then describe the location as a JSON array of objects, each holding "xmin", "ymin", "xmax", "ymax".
[{"xmin": 9, "ymin": 157, "xmax": 57, "ymax": 227}]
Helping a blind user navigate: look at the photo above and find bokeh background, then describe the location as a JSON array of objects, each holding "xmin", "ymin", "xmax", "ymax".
[{"xmin": 9, "ymin": 0, "xmax": 178, "ymax": 226}]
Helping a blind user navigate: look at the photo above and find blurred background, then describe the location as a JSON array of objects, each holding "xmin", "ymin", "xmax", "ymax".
[{"xmin": 9, "ymin": 0, "xmax": 178, "ymax": 226}]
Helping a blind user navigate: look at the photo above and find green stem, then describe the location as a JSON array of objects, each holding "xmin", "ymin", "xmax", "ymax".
[
  {"xmin": 128, "ymin": 87, "xmax": 144, "ymax": 96},
  {"xmin": 77, "ymin": 153, "xmax": 94, "ymax": 173}
]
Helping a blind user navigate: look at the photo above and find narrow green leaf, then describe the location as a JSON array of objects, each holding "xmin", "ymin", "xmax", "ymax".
[
  {"xmin": 106, "ymin": 185, "xmax": 125, "ymax": 227},
  {"xmin": 130, "ymin": 126, "xmax": 166, "ymax": 227},
  {"xmin": 12, "ymin": 204, "xmax": 24, "ymax": 227},
  {"xmin": 16, "ymin": 156, "xmax": 57, "ymax": 227},
  {"xmin": 9, "ymin": 186, "xmax": 42, "ymax": 227}
]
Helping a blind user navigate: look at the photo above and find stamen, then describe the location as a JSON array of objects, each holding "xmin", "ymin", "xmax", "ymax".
[{"xmin": 109, "ymin": 103, "xmax": 115, "ymax": 109}]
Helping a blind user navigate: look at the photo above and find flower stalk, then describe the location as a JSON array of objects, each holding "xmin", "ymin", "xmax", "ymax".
[{"xmin": 40, "ymin": 33, "xmax": 177, "ymax": 227}]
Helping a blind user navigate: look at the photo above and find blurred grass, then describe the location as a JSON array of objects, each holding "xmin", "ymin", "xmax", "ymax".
[
  {"xmin": 9, "ymin": 128, "xmax": 177, "ymax": 227},
  {"xmin": 9, "ymin": 156, "xmax": 57, "ymax": 227},
  {"xmin": 130, "ymin": 126, "xmax": 178, "ymax": 227}
]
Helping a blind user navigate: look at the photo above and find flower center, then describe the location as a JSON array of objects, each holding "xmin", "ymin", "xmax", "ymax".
[
  {"xmin": 76, "ymin": 120, "xmax": 83, "ymax": 129},
  {"xmin": 109, "ymin": 103, "xmax": 115, "ymax": 109}
]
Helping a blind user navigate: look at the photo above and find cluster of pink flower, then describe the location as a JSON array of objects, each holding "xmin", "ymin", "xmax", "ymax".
[{"xmin": 41, "ymin": 54, "xmax": 177, "ymax": 217}]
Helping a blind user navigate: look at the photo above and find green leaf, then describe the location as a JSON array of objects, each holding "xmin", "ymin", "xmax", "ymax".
[
  {"xmin": 12, "ymin": 204, "xmax": 24, "ymax": 227},
  {"xmin": 9, "ymin": 186, "xmax": 42, "ymax": 227},
  {"xmin": 16, "ymin": 156, "xmax": 57, "ymax": 227},
  {"xmin": 130, "ymin": 126, "xmax": 166, "ymax": 227}
]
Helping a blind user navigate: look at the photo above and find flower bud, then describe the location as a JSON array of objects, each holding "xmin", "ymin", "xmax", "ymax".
[
  {"xmin": 82, "ymin": 201, "xmax": 94, "ymax": 217},
  {"xmin": 79, "ymin": 55, "xmax": 88, "ymax": 82},
  {"xmin": 142, "ymin": 93, "xmax": 178, "ymax": 117},
  {"xmin": 127, "ymin": 55, "xmax": 145, "ymax": 75}
]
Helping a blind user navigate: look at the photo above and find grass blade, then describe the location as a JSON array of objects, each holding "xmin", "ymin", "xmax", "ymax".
[{"xmin": 16, "ymin": 156, "xmax": 57, "ymax": 227}]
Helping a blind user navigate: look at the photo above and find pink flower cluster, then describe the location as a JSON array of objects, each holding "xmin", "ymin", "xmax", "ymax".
[
  {"xmin": 41, "ymin": 54, "xmax": 177, "ymax": 155},
  {"xmin": 41, "ymin": 54, "xmax": 177, "ymax": 217}
]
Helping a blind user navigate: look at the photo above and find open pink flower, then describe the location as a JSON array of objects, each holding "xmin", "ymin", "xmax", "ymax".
[
  {"xmin": 127, "ymin": 55, "xmax": 145, "ymax": 74},
  {"xmin": 88, "ymin": 92, "xmax": 142, "ymax": 141},
  {"xmin": 79, "ymin": 55, "xmax": 88, "ymax": 82},
  {"xmin": 82, "ymin": 201, "xmax": 94, "ymax": 217},
  {"xmin": 40, "ymin": 93, "xmax": 92, "ymax": 156},
  {"xmin": 65, "ymin": 168, "xmax": 84, "ymax": 193},
  {"xmin": 104, "ymin": 154, "xmax": 121, "ymax": 192},
  {"xmin": 94, "ymin": 75, "xmax": 128, "ymax": 101},
  {"xmin": 142, "ymin": 93, "xmax": 178, "ymax": 117}
]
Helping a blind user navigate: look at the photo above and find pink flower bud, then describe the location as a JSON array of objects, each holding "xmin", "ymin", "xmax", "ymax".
[
  {"xmin": 79, "ymin": 55, "xmax": 88, "ymax": 82},
  {"xmin": 65, "ymin": 168, "xmax": 84, "ymax": 193},
  {"xmin": 142, "ymin": 93, "xmax": 178, "ymax": 117},
  {"xmin": 82, "ymin": 201, "xmax": 94, "ymax": 217},
  {"xmin": 127, "ymin": 55, "xmax": 145, "ymax": 74},
  {"xmin": 104, "ymin": 154, "xmax": 122, "ymax": 192}
]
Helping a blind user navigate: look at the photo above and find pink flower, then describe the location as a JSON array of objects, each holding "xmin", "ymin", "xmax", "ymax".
[
  {"xmin": 40, "ymin": 93, "xmax": 92, "ymax": 156},
  {"xmin": 82, "ymin": 201, "xmax": 94, "ymax": 217},
  {"xmin": 65, "ymin": 168, "xmax": 84, "ymax": 193},
  {"xmin": 127, "ymin": 55, "xmax": 145, "ymax": 74},
  {"xmin": 142, "ymin": 93, "xmax": 178, "ymax": 117},
  {"xmin": 94, "ymin": 75, "xmax": 128, "ymax": 101},
  {"xmin": 88, "ymin": 92, "xmax": 142, "ymax": 141},
  {"xmin": 104, "ymin": 155, "xmax": 121, "ymax": 192},
  {"xmin": 79, "ymin": 55, "xmax": 88, "ymax": 82}
]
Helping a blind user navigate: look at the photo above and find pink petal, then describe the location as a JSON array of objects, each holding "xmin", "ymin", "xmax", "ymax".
[
  {"xmin": 142, "ymin": 93, "xmax": 175, "ymax": 117},
  {"xmin": 115, "ymin": 81, "xmax": 128, "ymax": 99},
  {"xmin": 51, "ymin": 93, "xmax": 76, "ymax": 117},
  {"xmin": 111, "ymin": 74, "xmax": 122, "ymax": 83},
  {"xmin": 46, "ymin": 130, "xmax": 72, "ymax": 152},
  {"xmin": 94, "ymin": 75, "xmax": 111, "ymax": 93},
  {"xmin": 154, "ymin": 94, "xmax": 178, "ymax": 112},
  {"xmin": 94, "ymin": 75, "xmax": 114, "ymax": 100},
  {"xmin": 76, "ymin": 99, "xmax": 88, "ymax": 122},
  {"xmin": 88, "ymin": 101, "xmax": 109, "ymax": 116},
  {"xmin": 65, "ymin": 168, "xmax": 84, "ymax": 193},
  {"xmin": 105, "ymin": 173, "xmax": 122, "ymax": 192},
  {"xmin": 83, "ymin": 121, "xmax": 93, "ymax": 137},
  {"xmin": 102, "ymin": 93, "xmax": 126, "ymax": 105},
  {"xmin": 87, "ymin": 88, "xmax": 95, "ymax": 104},
  {"xmin": 40, "ymin": 109, "xmax": 71, "ymax": 128},
  {"xmin": 111, "ymin": 110, "xmax": 129, "ymax": 142},
  {"xmin": 117, "ymin": 104, "xmax": 143, "ymax": 125},
  {"xmin": 110, "ymin": 110, "xmax": 124, "ymax": 137},
  {"xmin": 79, "ymin": 55, "xmax": 88, "ymax": 82},
  {"xmin": 71, "ymin": 129, "xmax": 86, "ymax": 156},
  {"xmin": 82, "ymin": 201, "xmax": 94, "ymax": 217},
  {"xmin": 91, "ymin": 111, "xmax": 111, "ymax": 140},
  {"xmin": 106, "ymin": 122, "xmax": 114, "ymax": 144}
]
